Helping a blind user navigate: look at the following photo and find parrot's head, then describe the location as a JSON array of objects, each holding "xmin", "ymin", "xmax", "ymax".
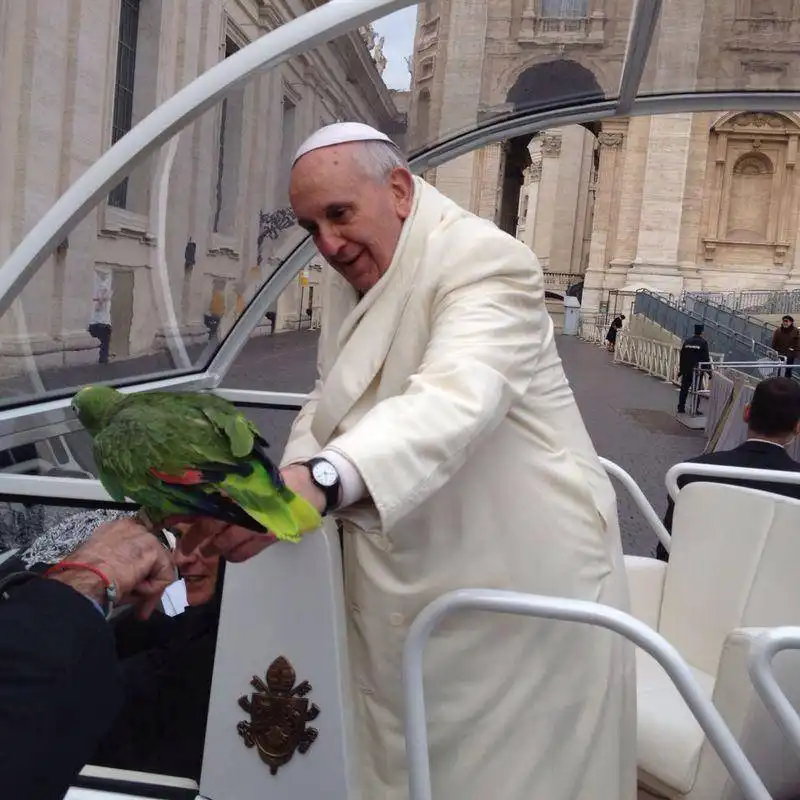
[{"xmin": 71, "ymin": 385, "xmax": 123, "ymax": 435}]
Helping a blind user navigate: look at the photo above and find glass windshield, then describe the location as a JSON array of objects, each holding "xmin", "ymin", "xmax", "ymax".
[
  {"xmin": 639, "ymin": 0, "xmax": 800, "ymax": 96},
  {"xmin": 0, "ymin": 3, "xmax": 416, "ymax": 410},
  {"xmin": 4, "ymin": 0, "xmax": 800, "ymax": 416}
]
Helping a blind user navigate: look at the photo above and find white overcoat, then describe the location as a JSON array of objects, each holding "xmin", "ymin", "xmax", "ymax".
[{"xmin": 282, "ymin": 177, "xmax": 637, "ymax": 800}]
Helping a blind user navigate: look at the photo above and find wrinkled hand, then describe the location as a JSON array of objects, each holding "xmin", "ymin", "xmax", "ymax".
[
  {"xmin": 49, "ymin": 517, "xmax": 176, "ymax": 619},
  {"xmin": 171, "ymin": 517, "xmax": 278, "ymax": 564},
  {"xmin": 281, "ymin": 463, "xmax": 326, "ymax": 513},
  {"xmin": 168, "ymin": 465, "xmax": 321, "ymax": 563}
]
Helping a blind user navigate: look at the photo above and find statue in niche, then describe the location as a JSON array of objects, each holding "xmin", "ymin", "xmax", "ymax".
[
  {"xmin": 360, "ymin": 23, "xmax": 377, "ymax": 50},
  {"xmin": 373, "ymin": 35, "xmax": 387, "ymax": 75}
]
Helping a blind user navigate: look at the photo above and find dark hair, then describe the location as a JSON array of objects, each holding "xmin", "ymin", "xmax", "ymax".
[
  {"xmin": 783, "ymin": 315, "xmax": 794, "ymax": 324},
  {"xmin": 748, "ymin": 377, "xmax": 800, "ymax": 437},
  {"xmin": 694, "ymin": 324, "xmax": 704, "ymax": 335}
]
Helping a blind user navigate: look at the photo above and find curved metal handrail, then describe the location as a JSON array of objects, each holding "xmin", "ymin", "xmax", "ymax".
[
  {"xmin": 748, "ymin": 628, "xmax": 800, "ymax": 756},
  {"xmin": 599, "ymin": 456, "xmax": 671, "ymax": 549},
  {"xmin": 665, "ymin": 463, "xmax": 800, "ymax": 502},
  {"xmin": 402, "ymin": 589, "xmax": 772, "ymax": 800}
]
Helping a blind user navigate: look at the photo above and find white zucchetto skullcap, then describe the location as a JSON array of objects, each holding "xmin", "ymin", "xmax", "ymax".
[{"xmin": 292, "ymin": 122, "xmax": 394, "ymax": 167}]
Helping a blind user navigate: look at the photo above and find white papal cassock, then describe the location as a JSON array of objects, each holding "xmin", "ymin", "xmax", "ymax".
[{"xmin": 282, "ymin": 175, "xmax": 637, "ymax": 800}]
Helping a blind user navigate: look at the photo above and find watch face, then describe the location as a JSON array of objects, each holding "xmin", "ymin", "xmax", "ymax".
[{"xmin": 312, "ymin": 460, "xmax": 338, "ymax": 488}]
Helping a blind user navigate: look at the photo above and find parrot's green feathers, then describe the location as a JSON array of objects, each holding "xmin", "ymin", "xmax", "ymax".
[
  {"xmin": 225, "ymin": 415, "xmax": 254, "ymax": 458},
  {"xmin": 72, "ymin": 384, "xmax": 321, "ymax": 543}
]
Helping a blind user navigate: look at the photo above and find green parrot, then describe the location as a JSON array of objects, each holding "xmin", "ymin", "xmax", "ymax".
[{"xmin": 71, "ymin": 384, "xmax": 321, "ymax": 542}]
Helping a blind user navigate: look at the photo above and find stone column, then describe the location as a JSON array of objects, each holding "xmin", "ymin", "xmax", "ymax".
[
  {"xmin": 521, "ymin": 158, "xmax": 542, "ymax": 251},
  {"xmin": 581, "ymin": 126, "xmax": 626, "ymax": 312},
  {"xmin": 531, "ymin": 132, "xmax": 562, "ymax": 270},
  {"xmin": 473, "ymin": 142, "xmax": 504, "ymax": 221},
  {"xmin": 625, "ymin": 0, "xmax": 705, "ymax": 297},
  {"xmin": 432, "ymin": 0, "xmax": 489, "ymax": 210},
  {"xmin": 626, "ymin": 113, "xmax": 696, "ymax": 295}
]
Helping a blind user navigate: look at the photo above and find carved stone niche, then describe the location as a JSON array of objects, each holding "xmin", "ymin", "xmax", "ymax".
[
  {"xmin": 418, "ymin": 17, "xmax": 440, "ymax": 51},
  {"xmin": 598, "ymin": 132, "xmax": 624, "ymax": 149},
  {"xmin": 540, "ymin": 133, "xmax": 562, "ymax": 157},
  {"xmin": 702, "ymin": 111, "xmax": 800, "ymax": 265},
  {"xmin": 257, "ymin": 2, "xmax": 283, "ymax": 30},
  {"xmin": 417, "ymin": 56, "xmax": 436, "ymax": 82}
]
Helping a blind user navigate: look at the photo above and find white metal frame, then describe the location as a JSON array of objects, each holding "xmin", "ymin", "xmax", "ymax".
[
  {"xmin": 748, "ymin": 628, "xmax": 800, "ymax": 757},
  {"xmin": 665, "ymin": 462, "xmax": 800, "ymax": 502},
  {"xmin": 402, "ymin": 589, "xmax": 772, "ymax": 800},
  {"xmin": 599, "ymin": 456, "xmax": 671, "ymax": 550}
]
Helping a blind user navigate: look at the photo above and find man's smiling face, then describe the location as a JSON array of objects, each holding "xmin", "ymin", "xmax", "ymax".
[{"xmin": 290, "ymin": 143, "xmax": 414, "ymax": 293}]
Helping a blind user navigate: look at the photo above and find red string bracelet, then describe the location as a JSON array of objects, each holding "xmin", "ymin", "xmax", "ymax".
[
  {"xmin": 44, "ymin": 561, "xmax": 118, "ymax": 618},
  {"xmin": 44, "ymin": 561, "xmax": 111, "ymax": 588}
]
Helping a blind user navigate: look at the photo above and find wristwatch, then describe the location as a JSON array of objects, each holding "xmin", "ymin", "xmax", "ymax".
[{"xmin": 305, "ymin": 457, "xmax": 341, "ymax": 515}]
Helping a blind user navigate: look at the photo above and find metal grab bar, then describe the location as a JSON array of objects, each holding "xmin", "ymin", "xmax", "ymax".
[
  {"xmin": 599, "ymin": 456, "xmax": 671, "ymax": 550},
  {"xmin": 748, "ymin": 628, "xmax": 800, "ymax": 756},
  {"xmin": 402, "ymin": 589, "xmax": 772, "ymax": 800},
  {"xmin": 665, "ymin": 462, "xmax": 800, "ymax": 502}
]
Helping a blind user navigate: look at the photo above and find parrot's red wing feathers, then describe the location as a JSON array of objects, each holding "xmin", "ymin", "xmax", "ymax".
[{"xmin": 149, "ymin": 467, "xmax": 205, "ymax": 486}]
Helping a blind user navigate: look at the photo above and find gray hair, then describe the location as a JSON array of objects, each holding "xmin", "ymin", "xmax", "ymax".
[{"xmin": 351, "ymin": 140, "xmax": 410, "ymax": 182}]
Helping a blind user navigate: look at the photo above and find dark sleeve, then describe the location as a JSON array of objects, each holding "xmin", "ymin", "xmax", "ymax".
[
  {"xmin": 701, "ymin": 341, "xmax": 711, "ymax": 369},
  {"xmin": 663, "ymin": 496, "xmax": 675, "ymax": 534},
  {"xmin": 0, "ymin": 578, "xmax": 123, "ymax": 800}
]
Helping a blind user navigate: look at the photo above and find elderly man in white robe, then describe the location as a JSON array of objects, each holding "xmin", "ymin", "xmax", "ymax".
[{"xmin": 182, "ymin": 123, "xmax": 637, "ymax": 799}]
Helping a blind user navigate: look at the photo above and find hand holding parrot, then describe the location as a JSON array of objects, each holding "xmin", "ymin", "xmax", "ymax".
[{"xmin": 71, "ymin": 385, "xmax": 322, "ymax": 543}]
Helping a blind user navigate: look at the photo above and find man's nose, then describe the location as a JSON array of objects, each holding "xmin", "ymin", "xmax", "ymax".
[
  {"xmin": 173, "ymin": 547, "xmax": 196, "ymax": 569},
  {"xmin": 315, "ymin": 225, "xmax": 347, "ymax": 259}
]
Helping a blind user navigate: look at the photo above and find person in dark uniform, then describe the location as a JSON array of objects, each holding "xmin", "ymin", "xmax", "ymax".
[
  {"xmin": 657, "ymin": 376, "xmax": 800, "ymax": 561},
  {"xmin": 605, "ymin": 314, "xmax": 625, "ymax": 352},
  {"xmin": 677, "ymin": 324, "xmax": 711, "ymax": 414}
]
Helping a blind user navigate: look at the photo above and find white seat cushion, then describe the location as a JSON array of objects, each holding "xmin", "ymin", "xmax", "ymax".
[{"xmin": 636, "ymin": 649, "xmax": 715, "ymax": 794}]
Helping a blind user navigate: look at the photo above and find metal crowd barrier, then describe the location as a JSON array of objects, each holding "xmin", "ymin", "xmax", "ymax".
[{"xmin": 402, "ymin": 589, "xmax": 772, "ymax": 800}]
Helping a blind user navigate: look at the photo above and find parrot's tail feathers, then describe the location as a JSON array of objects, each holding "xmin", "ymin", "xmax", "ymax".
[
  {"xmin": 250, "ymin": 440, "xmax": 285, "ymax": 489},
  {"xmin": 168, "ymin": 485, "xmax": 270, "ymax": 533}
]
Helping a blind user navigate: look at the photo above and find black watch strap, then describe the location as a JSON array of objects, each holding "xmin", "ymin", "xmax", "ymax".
[{"xmin": 305, "ymin": 458, "xmax": 341, "ymax": 515}]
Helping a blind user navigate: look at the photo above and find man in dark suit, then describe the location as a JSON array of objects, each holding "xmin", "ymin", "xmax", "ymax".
[
  {"xmin": 658, "ymin": 376, "xmax": 800, "ymax": 561},
  {"xmin": 0, "ymin": 517, "xmax": 174, "ymax": 800}
]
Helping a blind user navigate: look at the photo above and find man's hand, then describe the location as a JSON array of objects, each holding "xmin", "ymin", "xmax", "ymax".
[
  {"xmin": 281, "ymin": 463, "xmax": 327, "ymax": 513},
  {"xmin": 168, "ymin": 464, "xmax": 323, "ymax": 563},
  {"xmin": 171, "ymin": 517, "xmax": 278, "ymax": 564},
  {"xmin": 48, "ymin": 517, "xmax": 176, "ymax": 619}
]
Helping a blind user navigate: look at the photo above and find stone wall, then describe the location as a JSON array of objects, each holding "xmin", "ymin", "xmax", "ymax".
[
  {"xmin": 0, "ymin": 0, "xmax": 404, "ymax": 376},
  {"xmin": 410, "ymin": 0, "xmax": 800, "ymax": 314}
]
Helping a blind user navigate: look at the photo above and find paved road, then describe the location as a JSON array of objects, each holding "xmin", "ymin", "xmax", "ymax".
[
  {"xmin": 3, "ymin": 329, "xmax": 706, "ymax": 555},
  {"xmin": 221, "ymin": 331, "xmax": 707, "ymax": 555},
  {"xmin": 555, "ymin": 335, "xmax": 705, "ymax": 555}
]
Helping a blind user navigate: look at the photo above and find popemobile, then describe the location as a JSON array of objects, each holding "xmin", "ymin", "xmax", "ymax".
[{"xmin": 1, "ymin": 1, "xmax": 800, "ymax": 799}]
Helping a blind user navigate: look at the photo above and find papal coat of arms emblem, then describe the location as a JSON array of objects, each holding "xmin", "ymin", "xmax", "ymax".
[{"xmin": 236, "ymin": 655, "xmax": 320, "ymax": 775}]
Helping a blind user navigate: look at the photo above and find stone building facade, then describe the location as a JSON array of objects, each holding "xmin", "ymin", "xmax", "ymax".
[
  {"xmin": 408, "ymin": 0, "xmax": 800, "ymax": 313},
  {"xmin": 0, "ymin": 0, "xmax": 404, "ymax": 375}
]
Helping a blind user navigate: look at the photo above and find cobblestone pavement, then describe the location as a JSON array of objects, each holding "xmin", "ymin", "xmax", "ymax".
[{"xmin": 555, "ymin": 335, "xmax": 706, "ymax": 555}]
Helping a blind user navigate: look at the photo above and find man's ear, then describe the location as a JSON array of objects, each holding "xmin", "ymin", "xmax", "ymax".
[
  {"xmin": 743, "ymin": 403, "xmax": 752, "ymax": 424},
  {"xmin": 389, "ymin": 168, "xmax": 415, "ymax": 220}
]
